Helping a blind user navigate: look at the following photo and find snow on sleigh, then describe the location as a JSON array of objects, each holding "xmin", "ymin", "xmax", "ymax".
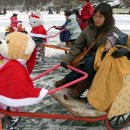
[{"xmin": 0, "ymin": 64, "xmax": 129, "ymax": 130}]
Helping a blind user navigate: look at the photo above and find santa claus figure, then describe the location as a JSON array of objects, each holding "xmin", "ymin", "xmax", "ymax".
[{"xmin": 29, "ymin": 11, "xmax": 48, "ymax": 64}]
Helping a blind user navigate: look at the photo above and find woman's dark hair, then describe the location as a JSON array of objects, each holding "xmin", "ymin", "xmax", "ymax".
[
  {"xmin": 93, "ymin": 3, "xmax": 114, "ymax": 28},
  {"xmin": 12, "ymin": 13, "xmax": 17, "ymax": 17}
]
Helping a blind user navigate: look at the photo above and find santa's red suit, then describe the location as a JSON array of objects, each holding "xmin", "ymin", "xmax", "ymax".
[
  {"xmin": 30, "ymin": 25, "xmax": 48, "ymax": 43},
  {"xmin": 29, "ymin": 12, "xmax": 48, "ymax": 43},
  {"xmin": 0, "ymin": 50, "xmax": 48, "ymax": 108}
]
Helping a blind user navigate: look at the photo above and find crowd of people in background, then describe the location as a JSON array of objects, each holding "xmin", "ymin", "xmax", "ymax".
[{"xmin": 0, "ymin": 8, "xmax": 7, "ymax": 15}]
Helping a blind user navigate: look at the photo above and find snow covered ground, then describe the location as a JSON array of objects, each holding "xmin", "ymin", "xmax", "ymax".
[{"xmin": 0, "ymin": 11, "xmax": 130, "ymax": 130}]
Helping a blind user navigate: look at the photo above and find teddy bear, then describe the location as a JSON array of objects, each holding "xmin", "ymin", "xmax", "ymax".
[
  {"xmin": 0, "ymin": 32, "xmax": 48, "ymax": 130},
  {"xmin": 29, "ymin": 10, "xmax": 47, "ymax": 64}
]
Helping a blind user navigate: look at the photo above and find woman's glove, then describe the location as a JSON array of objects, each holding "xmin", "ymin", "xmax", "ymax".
[
  {"xmin": 61, "ymin": 62, "xmax": 68, "ymax": 69},
  {"xmin": 53, "ymin": 26, "xmax": 62, "ymax": 30},
  {"xmin": 111, "ymin": 48, "xmax": 130, "ymax": 58}
]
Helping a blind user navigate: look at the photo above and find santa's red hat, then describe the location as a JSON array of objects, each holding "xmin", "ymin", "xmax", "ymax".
[{"xmin": 29, "ymin": 12, "xmax": 40, "ymax": 19}]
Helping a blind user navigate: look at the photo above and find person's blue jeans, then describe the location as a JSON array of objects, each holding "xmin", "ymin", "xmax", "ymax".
[
  {"xmin": 65, "ymin": 53, "xmax": 96, "ymax": 83},
  {"xmin": 60, "ymin": 30, "xmax": 71, "ymax": 43},
  {"xmin": 84, "ymin": 53, "xmax": 96, "ymax": 81}
]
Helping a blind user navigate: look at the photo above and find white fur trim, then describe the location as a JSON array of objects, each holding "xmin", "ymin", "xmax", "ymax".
[
  {"xmin": 0, "ymin": 88, "xmax": 48, "ymax": 107},
  {"xmin": 25, "ymin": 36, "xmax": 36, "ymax": 55},
  {"xmin": 30, "ymin": 32, "xmax": 48, "ymax": 38}
]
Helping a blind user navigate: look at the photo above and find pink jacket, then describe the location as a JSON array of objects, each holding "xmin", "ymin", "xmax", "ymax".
[{"xmin": 10, "ymin": 16, "xmax": 18, "ymax": 28}]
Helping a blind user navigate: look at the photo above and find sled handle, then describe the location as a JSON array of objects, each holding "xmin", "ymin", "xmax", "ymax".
[
  {"xmin": 46, "ymin": 27, "xmax": 54, "ymax": 32},
  {"xmin": 48, "ymin": 65, "xmax": 88, "ymax": 95},
  {"xmin": 32, "ymin": 64, "xmax": 88, "ymax": 94},
  {"xmin": 48, "ymin": 28, "xmax": 65, "ymax": 38}
]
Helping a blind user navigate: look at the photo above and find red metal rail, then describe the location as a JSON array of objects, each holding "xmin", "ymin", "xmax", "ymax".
[
  {"xmin": 0, "ymin": 108, "xmax": 108, "ymax": 123},
  {"xmin": 0, "ymin": 64, "xmax": 112, "ymax": 129},
  {"xmin": 48, "ymin": 28, "xmax": 65, "ymax": 38},
  {"xmin": 32, "ymin": 64, "xmax": 88, "ymax": 95},
  {"xmin": 46, "ymin": 27, "xmax": 54, "ymax": 32},
  {"xmin": 46, "ymin": 26, "xmax": 65, "ymax": 38}
]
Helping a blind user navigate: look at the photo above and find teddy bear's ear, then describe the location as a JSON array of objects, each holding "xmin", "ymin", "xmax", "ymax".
[{"xmin": 25, "ymin": 36, "xmax": 36, "ymax": 55}]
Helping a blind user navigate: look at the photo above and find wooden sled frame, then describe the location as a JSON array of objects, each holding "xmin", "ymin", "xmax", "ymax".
[{"xmin": 0, "ymin": 64, "xmax": 129, "ymax": 130}]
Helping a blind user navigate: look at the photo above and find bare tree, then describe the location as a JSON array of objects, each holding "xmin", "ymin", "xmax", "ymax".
[{"xmin": 0, "ymin": 0, "xmax": 129, "ymax": 11}]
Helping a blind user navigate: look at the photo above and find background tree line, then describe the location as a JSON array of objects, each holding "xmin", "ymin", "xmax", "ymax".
[{"xmin": 0, "ymin": 0, "xmax": 129, "ymax": 12}]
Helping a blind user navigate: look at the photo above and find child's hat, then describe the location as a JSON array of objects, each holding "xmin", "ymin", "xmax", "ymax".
[
  {"xmin": 107, "ymin": 32, "xmax": 118, "ymax": 46},
  {"xmin": 107, "ymin": 32, "xmax": 128, "ymax": 46}
]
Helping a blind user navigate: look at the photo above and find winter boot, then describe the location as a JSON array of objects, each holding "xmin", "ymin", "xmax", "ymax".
[
  {"xmin": 68, "ymin": 80, "xmax": 91, "ymax": 99},
  {"xmin": 55, "ymin": 77, "xmax": 67, "ymax": 88}
]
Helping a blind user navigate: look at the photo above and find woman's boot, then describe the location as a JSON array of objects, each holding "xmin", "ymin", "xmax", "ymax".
[
  {"xmin": 55, "ymin": 77, "xmax": 67, "ymax": 88},
  {"xmin": 68, "ymin": 80, "xmax": 91, "ymax": 99}
]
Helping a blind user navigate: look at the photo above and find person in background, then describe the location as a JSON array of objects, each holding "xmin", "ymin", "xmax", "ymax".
[
  {"xmin": 48, "ymin": 6, "xmax": 53, "ymax": 14},
  {"xmin": 74, "ymin": 0, "xmax": 94, "ymax": 30},
  {"xmin": 53, "ymin": 11, "xmax": 72, "ymax": 47},
  {"xmin": 10, "ymin": 13, "xmax": 18, "ymax": 31},
  {"xmin": 55, "ymin": 3, "xmax": 130, "ymax": 99},
  {"xmin": 65, "ymin": 13, "xmax": 82, "ymax": 46},
  {"xmin": 54, "ymin": 11, "xmax": 81, "ymax": 48},
  {"xmin": 3, "ymin": 8, "xmax": 7, "ymax": 15}
]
